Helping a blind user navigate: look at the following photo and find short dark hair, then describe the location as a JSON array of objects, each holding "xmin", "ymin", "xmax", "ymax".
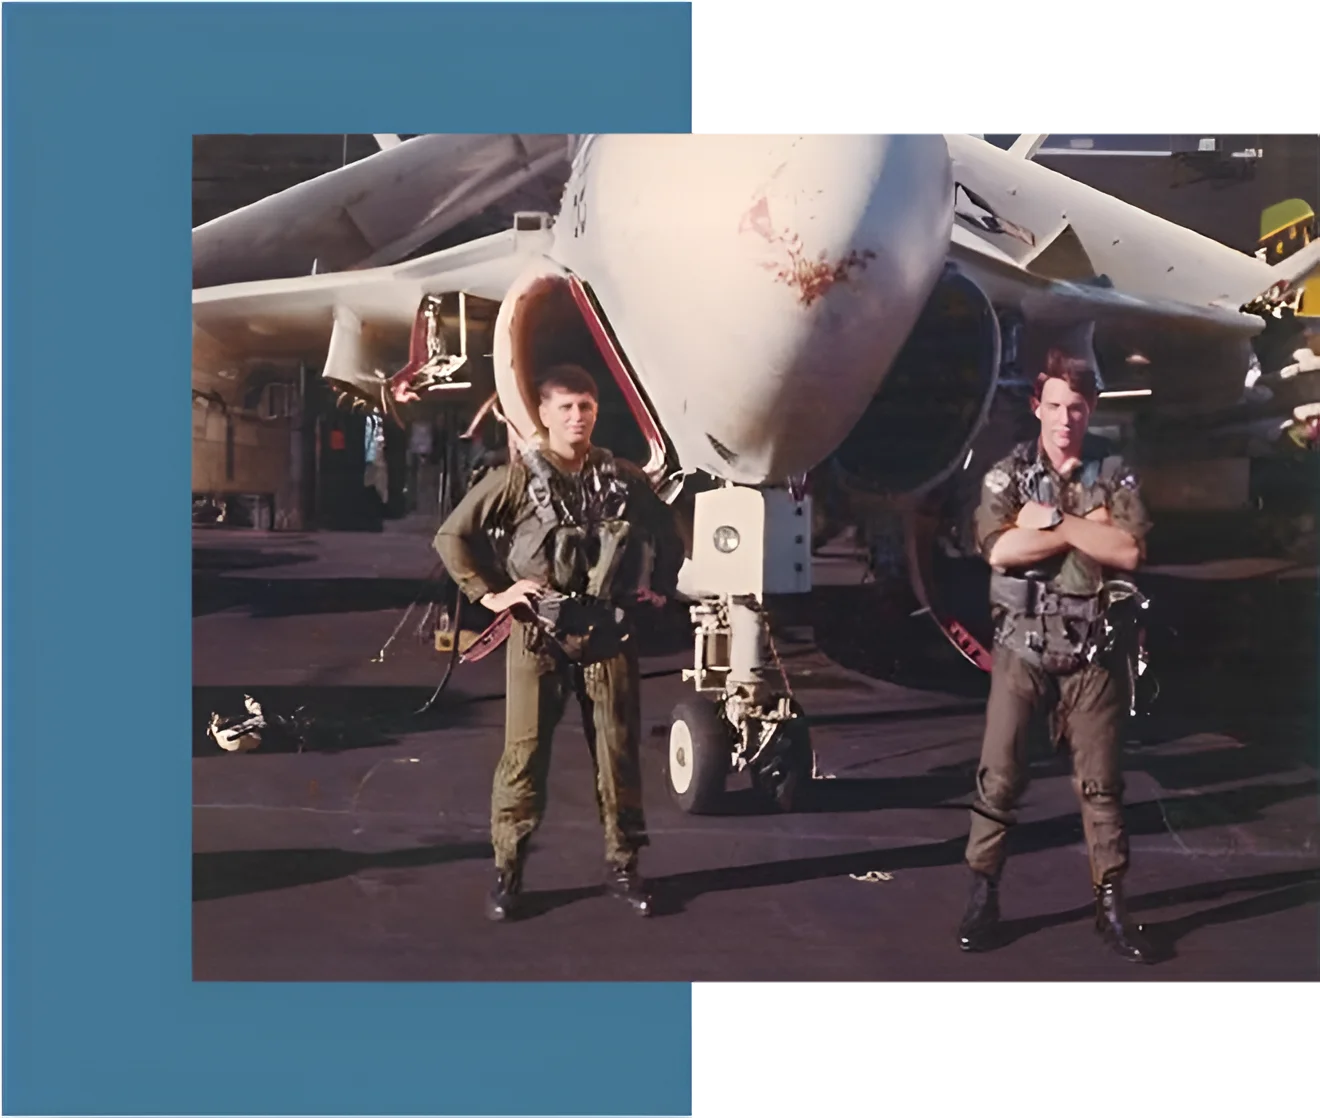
[
  {"xmin": 1032, "ymin": 347, "xmax": 1099, "ymax": 406},
  {"xmin": 536, "ymin": 364, "xmax": 598, "ymax": 402}
]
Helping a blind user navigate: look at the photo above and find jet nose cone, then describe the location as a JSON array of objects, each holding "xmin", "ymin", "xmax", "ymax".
[
  {"xmin": 516, "ymin": 135, "xmax": 955, "ymax": 485},
  {"xmin": 575, "ymin": 134, "xmax": 954, "ymax": 483}
]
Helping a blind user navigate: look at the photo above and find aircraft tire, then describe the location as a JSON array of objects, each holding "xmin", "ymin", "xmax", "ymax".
[{"xmin": 666, "ymin": 698, "xmax": 730, "ymax": 815}]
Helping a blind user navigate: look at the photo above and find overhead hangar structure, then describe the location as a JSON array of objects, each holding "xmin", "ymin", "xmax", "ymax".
[{"xmin": 193, "ymin": 133, "xmax": 575, "ymax": 288}]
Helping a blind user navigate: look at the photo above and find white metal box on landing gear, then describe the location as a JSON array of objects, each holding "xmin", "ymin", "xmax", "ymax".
[{"xmin": 666, "ymin": 485, "xmax": 816, "ymax": 815}]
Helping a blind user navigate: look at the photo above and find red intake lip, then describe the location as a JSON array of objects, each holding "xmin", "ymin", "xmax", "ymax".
[{"xmin": 566, "ymin": 276, "xmax": 670, "ymax": 485}]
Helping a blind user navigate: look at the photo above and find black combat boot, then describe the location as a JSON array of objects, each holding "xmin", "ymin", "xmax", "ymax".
[
  {"xmin": 607, "ymin": 861, "xmax": 654, "ymax": 918},
  {"xmin": 1094, "ymin": 877, "xmax": 1156, "ymax": 963},
  {"xmin": 957, "ymin": 870, "xmax": 1002, "ymax": 952},
  {"xmin": 484, "ymin": 863, "xmax": 524, "ymax": 923}
]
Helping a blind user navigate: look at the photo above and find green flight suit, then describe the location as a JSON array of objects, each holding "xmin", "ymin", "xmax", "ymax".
[
  {"xmin": 966, "ymin": 436, "xmax": 1153, "ymax": 886},
  {"xmin": 433, "ymin": 446, "xmax": 682, "ymax": 873}
]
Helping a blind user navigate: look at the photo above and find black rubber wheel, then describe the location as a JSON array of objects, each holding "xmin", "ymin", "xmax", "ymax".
[
  {"xmin": 666, "ymin": 697, "xmax": 731, "ymax": 814},
  {"xmin": 750, "ymin": 710, "xmax": 814, "ymax": 813}
]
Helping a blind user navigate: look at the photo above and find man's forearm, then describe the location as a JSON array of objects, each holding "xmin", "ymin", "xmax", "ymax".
[
  {"xmin": 1059, "ymin": 516, "xmax": 1140, "ymax": 570},
  {"xmin": 433, "ymin": 530, "xmax": 510, "ymax": 602},
  {"xmin": 987, "ymin": 527, "xmax": 1073, "ymax": 569}
]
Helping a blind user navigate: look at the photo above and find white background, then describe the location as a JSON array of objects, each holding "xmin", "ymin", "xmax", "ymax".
[{"xmin": 689, "ymin": 0, "xmax": 1318, "ymax": 1114}]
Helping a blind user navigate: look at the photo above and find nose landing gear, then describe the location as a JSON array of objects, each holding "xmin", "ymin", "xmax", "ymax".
[
  {"xmin": 665, "ymin": 484, "xmax": 816, "ymax": 815},
  {"xmin": 663, "ymin": 595, "xmax": 814, "ymax": 815}
]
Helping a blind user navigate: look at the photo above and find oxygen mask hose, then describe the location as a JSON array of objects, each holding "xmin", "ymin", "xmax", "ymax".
[
  {"xmin": 365, "ymin": 559, "xmax": 467, "ymax": 718},
  {"xmin": 413, "ymin": 590, "xmax": 464, "ymax": 716}
]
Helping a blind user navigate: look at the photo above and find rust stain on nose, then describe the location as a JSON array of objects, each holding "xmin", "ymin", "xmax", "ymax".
[
  {"xmin": 739, "ymin": 195, "xmax": 877, "ymax": 307},
  {"xmin": 739, "ymin": 196, "xmax": 776, "ymax": 242},
  {"xmin": 775, "ymin": 246, "xmax": 878, "ymax": 307}
]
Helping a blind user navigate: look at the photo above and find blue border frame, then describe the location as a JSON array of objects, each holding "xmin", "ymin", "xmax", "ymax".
[{"xmin": 3, "ymin": 4, "xmax": 692, "ymax": 1114}]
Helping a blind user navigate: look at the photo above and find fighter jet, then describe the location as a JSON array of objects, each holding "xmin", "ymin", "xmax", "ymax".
[{"xmin": 192, "ymin": 133, "xmax": 1320, "ymax": 814}]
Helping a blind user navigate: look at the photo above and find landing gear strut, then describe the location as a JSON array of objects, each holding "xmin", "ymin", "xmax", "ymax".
[
  {"xmin": 747, "ymin": 698, "xmax": 813, "ymax": 812},
  {"xmin": 663, "ymin": 594, "xmax": 815, "ymax": 815},
  {"xmin": 665, "ymin": 483, "xmax": 816, "ymax": 815}
]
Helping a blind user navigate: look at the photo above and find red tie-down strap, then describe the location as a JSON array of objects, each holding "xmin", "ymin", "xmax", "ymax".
[
  {"xmin": 903, "ymin": 504, "xmax": 993, "ymax": 673},
  {"xmin": 458, "ymin": 610, "xmax": 514, "ymax": 664},
  {"xmin": 941, "ymin": 617, "xmax": 993, "ymax": 673},
  {"xmin": 455, "ymin": 590, "xmax": 662, "ymax": 665}
]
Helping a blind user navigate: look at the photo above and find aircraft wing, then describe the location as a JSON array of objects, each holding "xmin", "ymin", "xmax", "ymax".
[
  {"xmin": 193, "ymin": 133, "xmax": 574, "ymax": 288},
  {"xmin": 950, "ymin": 225, "xmax": 1264, "ymax": 337},
  {"xmin": 950, "ymin": 225, "xmax": 1265, "ymax": 410},
  {"xmin": 193, "ymin": 221, "xmax": 554, "ymax": 412}
]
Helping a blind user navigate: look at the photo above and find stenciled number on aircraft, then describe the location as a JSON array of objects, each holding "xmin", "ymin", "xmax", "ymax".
[
  {"xmin": 571, "ymin": 180, "xmax": 588, "ymax": 239},
  {"xmin": 569, "ymin": 145, "xmax": 592, "ymax": 239}
]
